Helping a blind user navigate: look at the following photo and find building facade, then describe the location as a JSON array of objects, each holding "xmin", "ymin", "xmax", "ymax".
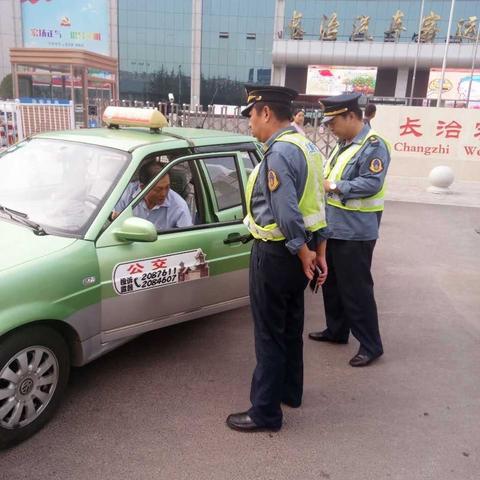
[
  {"xmin": 118, "ymin": 0, "xmax": 480, "ymax": 106},
  {"xmin": 273, "ymin": 0, "xmax": 480, "ymax": 103},
  {"xmin": 1, "ymin": 0, "xmax": 479, "ymax": 105},
  {"xmin": 117, "ymin": 0, "xmax": 275, "ymax": 106},
  {"xmin": 0, "ymin": 0, "xmax": 21, "ymax": 88}
]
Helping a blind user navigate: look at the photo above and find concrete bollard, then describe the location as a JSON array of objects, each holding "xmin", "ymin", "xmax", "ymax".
[{"xmin": 427, "ymin": 166, "xmax": 455, "ymax": 194}]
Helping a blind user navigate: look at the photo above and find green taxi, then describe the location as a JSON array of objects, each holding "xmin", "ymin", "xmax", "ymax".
[{"xmin": 0, "ymin": 108, "xmax": 259, "ymax": 448}]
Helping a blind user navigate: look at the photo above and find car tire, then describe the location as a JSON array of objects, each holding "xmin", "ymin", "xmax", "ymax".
[{"xmin": 0, "ymin": 326, "xmax": 70, "ymax": 449}]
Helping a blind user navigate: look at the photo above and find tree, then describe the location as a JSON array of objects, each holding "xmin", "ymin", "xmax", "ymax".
[
  {"xmin": 200, "ymin": 76, "xmax": 245, "ymax": 107},
  {"xmin": 0, "ymin": 74, "xmax": 13, "ymax": 99},
  {"xmin": 148, "ymin": 67, "xmax": 190, "ymax": 104}
]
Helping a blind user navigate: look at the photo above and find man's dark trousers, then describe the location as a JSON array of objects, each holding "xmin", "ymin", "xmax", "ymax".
[
  {"xmin": 322, "ymin": 238, "xmax": 383, "ymax": 357},
  {"xmin": 248, "ymin": 240, "xmax": 308, "ymax": 428}
]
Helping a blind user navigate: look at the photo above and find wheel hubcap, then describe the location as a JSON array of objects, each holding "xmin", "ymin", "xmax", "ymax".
[
  {"xmin": 0, "ymin": 346, "xmax": 59, "ymax": 429},
  {"xmin": 19, "ymin": 378, "xmax": 34, "ymax": 396}
]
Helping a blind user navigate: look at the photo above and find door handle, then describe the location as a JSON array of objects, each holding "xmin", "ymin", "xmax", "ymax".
[{"xmin": 223, "ymin": 232, "xmax": 253, "ymax": 245}]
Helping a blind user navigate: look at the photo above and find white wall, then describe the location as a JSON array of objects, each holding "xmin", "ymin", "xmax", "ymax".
[
  {"xmin": 0, "ymin": 0, "xmax": 21, "ymax": 88},
  {"xmin": 110, "ymin": 0, "xmax": 118, "ymax": 58},
  {"xmin": 394, "ymin": 68, "xmax": 409, "ymax": 98},
  {"xmin": 273, "ymin": 39, "xmax": 480, "ymax": 69},
  {"xmin": 190, "ymin": 0, "xmax": 202, "ymax": 106}
]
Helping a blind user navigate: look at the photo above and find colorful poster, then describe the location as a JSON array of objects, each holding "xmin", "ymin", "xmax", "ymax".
[
  {"xmin": 427, "ymin": 68, "xmax": 480, "ymax": 101},
  {"xmin": 306, "ymin": 65, "xmax": 377, "ymax": 96},
  {"xmin": 21, "ymin": 0, "xmax": 110, "ymax": 55}
]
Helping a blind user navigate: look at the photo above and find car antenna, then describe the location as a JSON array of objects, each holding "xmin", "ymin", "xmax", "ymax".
[{"xmin": 197, "ymin": 85, "xmax": 219, "ymax": 129}]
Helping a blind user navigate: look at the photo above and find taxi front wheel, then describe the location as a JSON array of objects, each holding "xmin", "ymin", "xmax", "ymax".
[{"xmin": 0, "ymin": 326, "xmax": 70, "ymax": 449}]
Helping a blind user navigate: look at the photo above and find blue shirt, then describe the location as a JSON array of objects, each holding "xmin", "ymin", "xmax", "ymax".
[
  {"xmin": 115, "ymin": 182, "xmax": 192, "ymax": 230},
  {"xmin": 251, "ymin": 127, "xmax": 329, "ymax": 255},
  {"xmin": 327, "ymin": 124, "xmax": 390, "ymax": 241}
]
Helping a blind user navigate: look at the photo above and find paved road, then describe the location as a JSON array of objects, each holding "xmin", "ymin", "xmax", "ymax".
[{"xmin": 1, "ymin": 202, "xmax": 479, "ymax": 480}]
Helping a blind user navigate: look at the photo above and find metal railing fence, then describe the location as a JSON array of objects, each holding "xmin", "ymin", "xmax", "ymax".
[
  {"xmin": 92, "ymin": 99, "xmax": 337, "ymax": 157},
  {"xmin": 0, "ymin": 100, "xmax": 74, "ymax": 148}
]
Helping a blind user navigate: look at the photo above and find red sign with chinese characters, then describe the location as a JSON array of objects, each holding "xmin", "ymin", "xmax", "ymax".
[
  {"xmin": 372, "ymin": 105, "xmax": 480, "ymax": 182},
  {"xmin": 374, "ymin": 105, "xmax": 480, "ymax": 181},
  {"xmin": 399, "ymin": 117, "xmax": 423, "ymax": 137}
]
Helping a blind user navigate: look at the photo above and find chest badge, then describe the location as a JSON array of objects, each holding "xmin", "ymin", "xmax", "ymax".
[{"xmin": 267, "ymin": 170, "xmax": 280, "ymax": 192}]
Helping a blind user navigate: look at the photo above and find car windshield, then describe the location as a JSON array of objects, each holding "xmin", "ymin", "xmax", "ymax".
[{"xmin": 0, "ymin": 138, "xmax": 129, "ymax": 235}]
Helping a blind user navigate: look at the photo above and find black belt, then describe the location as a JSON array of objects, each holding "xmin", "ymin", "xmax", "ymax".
[{"xmin": 254, "ymin": 238, "xmax": 290, "ymax": 254}]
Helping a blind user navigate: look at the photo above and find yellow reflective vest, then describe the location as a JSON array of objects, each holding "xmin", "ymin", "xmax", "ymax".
[
  {"xmin": 244, "ymin": 131, "xmax": 326, "ymax": 241},
  {"xmin": 324, "ymin": 130, "xmax": 391, "ymax": 212}
]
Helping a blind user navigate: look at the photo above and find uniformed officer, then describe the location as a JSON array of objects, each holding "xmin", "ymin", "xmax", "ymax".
[
  {"xmin": 308, "ymin": 93, "xmax": 391, "ymax": 367},
  {"xmin": 226, "ymin": 85, "xmax": 329, "ymax": 432}
]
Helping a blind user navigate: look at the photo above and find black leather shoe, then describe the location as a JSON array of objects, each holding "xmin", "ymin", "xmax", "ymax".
[
  {"xmin": 226, "ymin": 412, "xmax": 280, "ymax": 432},
  {"xmin": 308, "ymin": 331, "xmax": 348, "ymax": 344},
  {"xmin": 349, "ymin": 353, "xmax": 381, "ymax": 367}
]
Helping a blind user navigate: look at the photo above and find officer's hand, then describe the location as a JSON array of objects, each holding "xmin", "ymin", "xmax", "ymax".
[
  {"xmin": 298, "ymin": 245, "xmax": 316, "ymax": 280},
  {"xmin": 324, "ymin": 179, "xmax": 339, "ymax": 194},
  {"xmin": 316, "ymin": 255, "xmax": 328, "ymax": 286}
]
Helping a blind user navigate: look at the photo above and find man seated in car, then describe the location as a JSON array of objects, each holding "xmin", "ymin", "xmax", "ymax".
[{"xmin": 112, "ymin": 159, "xmax": 193, "ymax": 230}]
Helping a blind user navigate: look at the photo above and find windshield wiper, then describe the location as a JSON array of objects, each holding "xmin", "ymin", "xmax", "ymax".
[{"xmin": 0, "ymin": 205, "xmax": 47, "ymax": 235}]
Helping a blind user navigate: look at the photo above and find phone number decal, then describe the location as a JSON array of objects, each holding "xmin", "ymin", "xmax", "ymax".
[{"xmin": 112, "ymin": 249, "xmax": 209, "ymax": 295}]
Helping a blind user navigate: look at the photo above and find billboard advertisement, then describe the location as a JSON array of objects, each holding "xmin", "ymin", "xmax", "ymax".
[
  {"xmin": 306, "ymin": 65, "xmax": 377, "ymax": 96},
  {"xmin": 21, "ymin": 0, "xmax": 110, "ymax": 55},
  {"xmin": 427, "ymin": 68, "xmax": 480, "ymax": 101}
]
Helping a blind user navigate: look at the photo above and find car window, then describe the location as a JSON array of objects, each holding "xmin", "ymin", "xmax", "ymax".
[
  {"xmin": 113, "ymin": 159, "xmax": 197, "ymax": 231},
  {"xmin": 113, "ymin": 153, "xmax": 246, "ymax": 231},
  {"xmin": 0, "ymin": 139, "xmax": 129, "ymax": 235},
  {"xmin": 203, "ymin": 156, "xmax": 242, "ymax": 211},
  {"xmin": 122, "ymin": 148, "xmax": 190, "ymax": 185},
  {"xmin": 168, "ymin": 161, "xmax": 197, "ymax": 222},
  {"xmin": 240, "ymin": 151, "xmax": 256, "ymax": 178},
  {"xmin": 113, "ymin": 148, "xmax": 192, "ymax": 217}
]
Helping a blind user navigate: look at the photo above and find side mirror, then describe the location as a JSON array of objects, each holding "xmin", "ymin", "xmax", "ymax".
[{"xmin": 113, "ymin": 217, "xmax": 157, "ymax": 242}]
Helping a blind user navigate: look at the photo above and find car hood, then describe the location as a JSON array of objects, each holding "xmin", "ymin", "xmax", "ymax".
[{"xmin": 0, "ymin": 219, "xmax": 78, "ymax": 273}]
